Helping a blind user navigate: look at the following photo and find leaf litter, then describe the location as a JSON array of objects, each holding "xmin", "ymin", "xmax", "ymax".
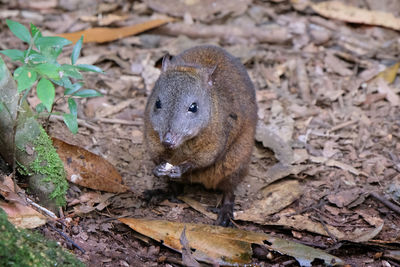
[{"xmin": 0, "ymin": 0, "xmax": 400, "ymax": 266}]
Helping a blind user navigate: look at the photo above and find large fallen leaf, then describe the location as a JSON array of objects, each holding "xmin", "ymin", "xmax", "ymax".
[
  {"xmin": 261, "ymin": 209, "xmax": 383, "ymax": 242},
  {"xmin": 57, "ymin": 18, "xmax": 174, "ymax": 43},
  {"xmin": 235, "ymin": 179, "xmax": 302, "ymax": 221},
  {"xmin": 119, "ymin": 218, "xmax": 344, "ymax": 266},
  {"xmin": 52, "ymin": 137, "xmax": 128, "ymax": 193},
  {"xmin": 0, "ymin": 201, "xmax": 46, "ymax": 229},
  {"xmin": 312, "ymin": 1, "xmax": 400, "ymax": 31}
]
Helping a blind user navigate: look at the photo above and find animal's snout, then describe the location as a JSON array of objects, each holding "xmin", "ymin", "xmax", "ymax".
[{"xmin": 162, "ymin": 132, "xmax": 178, "ymax": 149}]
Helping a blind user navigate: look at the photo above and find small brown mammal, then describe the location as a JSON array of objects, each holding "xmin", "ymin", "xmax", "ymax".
[{"xmin": 144, "ymin": 45, "xmax": 257, "ymax": 226}]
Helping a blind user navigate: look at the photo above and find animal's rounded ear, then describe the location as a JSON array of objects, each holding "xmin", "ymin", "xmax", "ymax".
[
  {"xmin": 201, "ymin": 65, "xmax": 216, "ymax": 86},
  {"xmin": 161, "ymin": 53, "xmax": 172, "ymax": 72}
]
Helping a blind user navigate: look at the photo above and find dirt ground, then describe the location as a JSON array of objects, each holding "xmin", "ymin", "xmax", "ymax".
[{"xmin": 1, "ymin": 0, "xmax": 400, "ymax": 266}]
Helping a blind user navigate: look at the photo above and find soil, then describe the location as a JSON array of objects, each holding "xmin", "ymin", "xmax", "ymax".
[{"xmin": 1, "ymin": 0, "xmax": 400, "ymax": 266}]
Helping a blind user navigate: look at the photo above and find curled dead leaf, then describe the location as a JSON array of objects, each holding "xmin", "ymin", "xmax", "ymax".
[
  {"xmin": 235, "ymin": 179, "xmax": 303, "ymax": 222},
  {"xmin": 52, "ymin": 137, "xmax": 128, "ymax": 193}
]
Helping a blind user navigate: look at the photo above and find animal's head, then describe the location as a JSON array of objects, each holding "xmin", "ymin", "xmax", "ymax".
[{"xmin": 146, "ymin": 54, "xmax": 216, "ymax": 149}]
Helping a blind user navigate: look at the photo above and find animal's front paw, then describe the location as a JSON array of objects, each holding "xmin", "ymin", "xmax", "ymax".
[
  {"xmin": 153, "ymin": 162, "xmax": 173, "ymax": 177},
  {"xmin": 153, "ymin": 162, "xmax": 182, "ymax": 179},
  {"xmin": 167, "ymin": 165, "xmax": 183, "ymax": 179}
]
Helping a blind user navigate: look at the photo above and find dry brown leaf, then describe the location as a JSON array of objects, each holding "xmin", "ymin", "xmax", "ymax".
[
  {"xmin": 312, "ymin": 1, "xmax": 400, "ymax": 31},
  {"xmin": 310, "ymin": 156, "xmax": 368, "ymax": 177},
  {"xmin": 52, "ymin": 137, "xmax": 128, "ymax": 193},
  {"xmin": 351, "ymin": 223, "xmax": 384, "ymax": 243},
  {"xmin": 178, "ymin": 196, "xmax": 217, "ymax": 220},
  {"xmin": 119, "ymin": 218, "xmax": 344, "ymax": 266},
  {"xmin": 263, "ymin": 209, "xmax": 383, "ymax": 242},
  {"xmin": 327, "ymin": 188, "xmax": 362, "ymax": 208},
  {"xmin": 235, "ymin": 180, "xmax": 302, "ymax": 221},
  {"xmin": 57, "ymin": 18, "xmax": 174, "ymax": 43},
  {"xmin": 356, "ymin": 209, "xmax": 384, "ymax": 227},
  {"xmin": 180, "ymin": 226, "xmax": 201, "ymax": 267},
  {"xmin": 256, "ymin": 123, "xmax": 293, "ymax": 165},
  {"xmin": 267, "ymin": 210, "xmax": 347, "ymax": 239},
  {"xmin": 0, "ymin": 201, "xmax": 47, "ymax": 228}
]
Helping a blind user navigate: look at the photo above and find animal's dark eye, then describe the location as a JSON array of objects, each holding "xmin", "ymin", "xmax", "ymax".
[
  {"xmin": 155, "ymin": 99, "xmax": 162, "ymax": 109},
  {"xmin": 188, "ymin": 102, "xmax": 198, "ymax": 113}
]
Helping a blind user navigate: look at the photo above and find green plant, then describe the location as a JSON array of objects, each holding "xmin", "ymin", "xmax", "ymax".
[{"xmin": 0, "ymin": 19, "xmax": 103, "ymax": 134}]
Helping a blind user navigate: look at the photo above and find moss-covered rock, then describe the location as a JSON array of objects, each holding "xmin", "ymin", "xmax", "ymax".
[{"xmin": 0, "ymin": 208, "xmax": 84, "ymax": 267}]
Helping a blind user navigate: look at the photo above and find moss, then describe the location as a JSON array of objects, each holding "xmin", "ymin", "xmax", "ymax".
[
  {"xmin": 0, "ymin": 208, "xmax": 85, "ymax": 267},
  {"xmin": 16, "ymin": 160, "xmax": 32, "ymax": 176},
  {"xmin": 29, "ymin": 127, "xmax": 68, "ymax": 207}
]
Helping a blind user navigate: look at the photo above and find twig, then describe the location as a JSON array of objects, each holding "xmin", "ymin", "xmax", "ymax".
[
  {"xmin": 92, "ymin": 117, "xmax": 143, "ymax": 126},
  {"xmin": 312, "ymin": 208, "xmax": 338, "ymax": 243},
  {"xmin": 325, "ymin": 242, "xmax": 344, "ymax": 252},
  {"xmin": 329, "ymin": 119, "xmax": 358, "ymax": 132},
  {"xmin": 24, "ymin": 195, "xmax": 58, "ymax": 219},
  {"xmin": 370, "ymin": 192, "xmax": 400, "ymax": 215},
  {"xmin": 47, "ymin": 223, "xmax": 86, "ymax": 253},
  {"xmin": 49, "ymin": 115, "xmax": 100, "ymax": 131}
]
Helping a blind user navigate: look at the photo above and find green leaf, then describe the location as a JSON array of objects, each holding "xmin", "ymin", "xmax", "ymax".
[
  {"xmin": 6, "ymin": 19, "xmax": 31, "ymax": 43},
  {"xmin": 73, "ymin": 89, "xmax": 102, "ymax": 98},
  {"xmin": 0, "ymin": 49, "xmax": 25, "ymax": 62},
  {"xmin": 27, "ymin": 52, "xmax": 48, "ymax": 64},
  {"xmin": 0, "ymin": 102, "xmax": 4, "ymax": 112},
  {"xmin": 68, "ymin": 98, "xmax": 77, "ymax": 116},
  {"xmin": 52, "ymin": 76, "xmax": 73, "ymax": 89},
  {"xmin": 63, "ymin": 113, "xmax": 78, "ymax": 134},
  {"xmin": 48, "ymin": 47, "xmax": 63, "ymax": 60},
  {"xmin": 34, "ymin": 63, "xmax": 60, "ymax": 79},
  {"xmin": 30, "ymin": 23, "xmax": 42, "ymax": 39},
  {"xmin": 35, "ymin": 103, "xmax": 46, "ymax": 113},
  {"xmin": 36, "ymin": 78, "xmax": 55, "ymax": 112},
  {"xmin": 71, "ymin": 36, "xmax": 83, "ymax": 65},
  {"xmin": 61, "ymin": 64, "xmax": 82, "ymax": 79},
  {"xmin": 64, "ymin": 82, "xmax": 83, "ymax": 95},
  {"xmin": 14, "ymin": 67, "xmax": 38, "ymax": 92},
  {"xmin": 35, "ymin": 36, "xmax": 72, "ymax": 50},
  {"xmin": 76, "ymin": 64, "xmax": 103, "ymax": 73}
]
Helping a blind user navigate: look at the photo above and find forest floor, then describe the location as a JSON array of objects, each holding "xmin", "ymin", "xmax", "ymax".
[{"xmin": 1, "ymin": 0, "xmax": 400, "ymax": 266}]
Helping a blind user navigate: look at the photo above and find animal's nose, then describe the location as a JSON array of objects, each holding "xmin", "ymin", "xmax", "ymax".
[{"xmin": 162, "ymin": 132, "xmax": 176, "ymax": 149}]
